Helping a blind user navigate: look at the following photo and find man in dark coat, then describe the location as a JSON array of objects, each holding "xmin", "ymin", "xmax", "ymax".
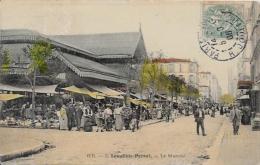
[
  {"xmin": 194, "ymin": 106, "xmax": 206, "ymax": 136},
  {"xmin": 165, "ymin": 104, "xmax": 171, "ymax": 122},
  {"xmin": 136, "ymin": 106, "xmax": 141, "ymax": 130},
  {"xmin": 130, "ymin": 108, "xmax": 138, "ymax": 132},
  {"xmin": 230, "ymin": 106, "xmax": 242, "ymax": 135},
  {"xmin": 66, "ymin": 102, "xmax": 76, "ymax": 131},
  {"xmin": 220, "ymin": 106, "xmax": 224, "ymax": 115},
  {"xmin": 75, "ymin": 102, "xmax": 83, "ymax": 131},
  {"xmin": 122, "ymin": 106, "xmax": 132, "ymax": 130}
]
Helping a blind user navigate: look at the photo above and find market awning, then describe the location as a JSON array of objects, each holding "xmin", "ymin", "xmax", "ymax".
[
  {"xmin": 87, "ymin": 92, "xmax": 106, "ymax": 100},
  {"xmin": 62, "ymin": 86, "xmax": 105, "ymax": 99},
  {"xmin": 237, "ymin": 95, "xmax": 250, "ymax": 100},
  {"xmin": 0, "ymin": 83, "xmax": 58, "ymax": 94},
  {"xmin": 86, "ymin": 84, "xmax": 123, "ymax": 96},
  {"xmin": 129, "ymin": 99, "xmax": 151, "ymax": 109},
  {"xmin": 107, "ymin": 95, "xmax": 124, "ymax": 99},
  {"xmin": 62, "ymin": 86, "xmax": 91, "ymax": 95},
  {"xmin": 0, "ymin": 94, "xmax": 24, "ymax": 101}
]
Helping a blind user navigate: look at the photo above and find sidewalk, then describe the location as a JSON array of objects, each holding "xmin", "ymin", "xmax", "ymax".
[{"xmin": 204, "ymin": 117, "xmax": 260, "ymax": 165}]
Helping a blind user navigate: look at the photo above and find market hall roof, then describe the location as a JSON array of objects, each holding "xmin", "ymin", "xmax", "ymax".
[
  {"xmin": 1, "ymin": 29, "xmax": 146, "ymax": 59},
  {"xmin": 0, "ymin": 29, "xmax": 143, "ymax": 84},
  {"xmin": 0, "ymin": 29, "xmax": 40, "ymax": 36},
  {"xmin": 49, "ymin": 32, "xmax": 142, "ymax": 59}
]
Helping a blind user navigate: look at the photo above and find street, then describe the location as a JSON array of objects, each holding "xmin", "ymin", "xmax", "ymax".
[
  {"xmin": 1, "ymin": 114, "xmax": 260, "ymax": 165},
  {"xmin": 1, "ymin": 115, "xmax": 224, "ymax": 165}
]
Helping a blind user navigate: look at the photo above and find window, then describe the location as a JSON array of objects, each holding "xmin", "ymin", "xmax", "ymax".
[
  {"xmin": 168, "ymin": 63, "xmax": 175, "ymax": 73},
  {"xmin": 189, "ymin": 75, "xmax": 195, "ymax": 84}
]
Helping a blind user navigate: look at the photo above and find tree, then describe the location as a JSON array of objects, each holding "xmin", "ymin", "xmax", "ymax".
[
  {"xmin": 167, "ymin": 75, "xmax": 186, "ymax": 102},
  {"xmin": 0, "ymin": 49, "xmax": 12, "ymax": 74},
  {"xmin": 220, "ymin": 94, "xmax": 234, "ymax": 104},
  {"xmin": 23, "ymin": 41, "xmax": 52, "ymax": 115},
  {"xmin": 140, "ymin": 59, "xmax": 166, "ymax": 106},
  {"xmin": 183, "ymin": 85, "xmax": 200, "ymax": 99}
]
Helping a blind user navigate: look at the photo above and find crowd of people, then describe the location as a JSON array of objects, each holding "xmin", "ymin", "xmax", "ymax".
[
  {"xmin": 0, "ymin": 95, "xmax": 250, "ymax": 136},
  {"xmin": 56, "ymin": 100, "xmax": 143, "ymax": 132},
  {"xmin": 0, "ymin": 97, "xmax": 152, "ymax": 132}
]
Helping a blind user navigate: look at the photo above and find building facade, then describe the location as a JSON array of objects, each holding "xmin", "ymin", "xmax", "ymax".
[
  {"xmin": 156, "ymin": 58, "xmax": 199, "ymax": 88},
  {"xmin": 198, "ymin": 71, "xmax": 221, "ymax": 103},
  {"xmin": 250, "ymin": 2, "xmax": 260, "ymax": 113},
  {"xmin": 198, "ymin": 71, "xmax": 211, "ymax": 99},
  {"xmin": 228, "ymin": 68, "xmax": 238, "ymax": 97}
]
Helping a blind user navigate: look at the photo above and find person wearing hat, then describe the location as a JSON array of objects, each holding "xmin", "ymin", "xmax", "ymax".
[
  {"xmin": 165, "ymin": 103, "xmax": 171, "ymax": 122},
  {"xmin": 122, "ymin": 105, "xmax": 132, "ymax": 130},
  {"xmin": 104, "ymin": 104, "xmax": 113, "ymax": 131},
  {"xmin": 82, "ymin": 103, "xmax": 94, "ymax": 131},
  {"xmin": 75, "ymin": 102, "xmax": 83, "ymax": 131},
  {"xmin": 114, "ymin": 104, "xmax": 123, "ymax": 131},
  {"xmin": 66, "ymin": 101, "xmax": 76, "ymax": 131},
  {"xmin": 130, "ymin": 107, "xmax": 138, "ymax": 132},
  {"xmin": 230, "ymin": 105, "xmax": 241, "ymax": 135},
  {"xmin": 57, "ymin": 104, "xmax": 68, "ymax": 130},
  {"xmin": 95, "ymin": 107, "xmax": 104, "ymax": 132},
  {"xmin": 194, "ymin": 106, "xmax": 206, "ymax": 136}
]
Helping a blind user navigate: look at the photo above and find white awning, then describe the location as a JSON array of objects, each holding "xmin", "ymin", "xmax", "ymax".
[
  {"xmin": 237, "ymin": 95, "xmax": 250, "ymax": 100},
  {"xmin": 86, "ymin": 84, "xmax": 124, "ymax": 96},
  {"xmin": 0, "ymin": 83, "xmax": 58, "ymax": 94}
]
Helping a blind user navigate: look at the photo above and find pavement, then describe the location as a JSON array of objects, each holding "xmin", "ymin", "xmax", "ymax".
[
  {"xmin": 0, "ymin": 115, "xmax": 225, "ymax": 165},
  {"xmin": 204, "ymin": 117, "xmax": 260, "ymax": 165},
  {"xmin": 0, "ymin": 130, "xmax": 45, "ymax": 162}
]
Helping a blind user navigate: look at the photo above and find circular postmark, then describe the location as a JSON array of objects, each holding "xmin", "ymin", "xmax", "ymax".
[{"xmin": 199, "ymin": 5, "xmax": 248, "ymax": 61}]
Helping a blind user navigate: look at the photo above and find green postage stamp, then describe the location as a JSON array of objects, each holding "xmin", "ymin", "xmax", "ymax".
[{"xmin": 199, "ymin": 5, "xmax": 248, "ymax": 61}]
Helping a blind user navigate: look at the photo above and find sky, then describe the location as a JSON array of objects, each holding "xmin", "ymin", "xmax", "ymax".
[{"xmin": 0, "ymin": 0, "xmax": 242, "ymax": 93}]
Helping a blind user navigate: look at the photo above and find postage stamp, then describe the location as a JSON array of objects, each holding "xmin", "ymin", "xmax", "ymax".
[{"xmin": 199, "ymin": 5, "xmax": 248, "ymax": 61}]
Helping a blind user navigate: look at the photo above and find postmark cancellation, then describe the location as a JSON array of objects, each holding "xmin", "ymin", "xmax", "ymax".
[{"xmin": 199, "ymin": 5, "xmax": 248, "ymax": 61}]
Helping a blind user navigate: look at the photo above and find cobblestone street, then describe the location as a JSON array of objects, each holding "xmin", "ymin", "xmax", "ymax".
[{"xmin": 1, "ymin": 115, "xmax": 225, "ymax": 165}]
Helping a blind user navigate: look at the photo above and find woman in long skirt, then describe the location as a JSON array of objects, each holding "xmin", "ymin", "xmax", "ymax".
[
  {"xmin": 57, "ymin": 105, "xmax": 68, "ymax": 130},
  {"xmin": 114, "ymin": 106, "xmax": 123, "ymax": 131}
]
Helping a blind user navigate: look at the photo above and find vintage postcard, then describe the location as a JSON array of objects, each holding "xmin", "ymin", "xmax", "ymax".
[{"xmin": 0, "ymin": 0, "xmax": 259, "ymax": 165}]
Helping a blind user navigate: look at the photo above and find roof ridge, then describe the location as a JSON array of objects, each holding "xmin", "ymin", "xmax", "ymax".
[
  {"xmin": 51, "ymin": 31, "xmax": 140, "ymax": 37},
  {"xmin": 0, "ymin": 29, "xmax": 39, "ymax": 33}
]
